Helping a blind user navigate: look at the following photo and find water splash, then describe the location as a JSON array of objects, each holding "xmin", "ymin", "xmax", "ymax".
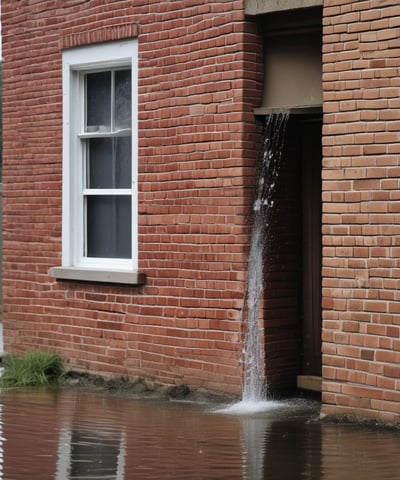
[
  {"xmin": 214, "ymin": 399, "xmax": 285, "ymax": 415},
  {"xmin": 242, "ymin": 114, "xmax": 289, "ymax": 402}
]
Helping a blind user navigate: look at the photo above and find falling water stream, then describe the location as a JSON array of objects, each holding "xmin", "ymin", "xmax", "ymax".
[{"xmin": 242, "ymin": 114, "xmax": 289, "ymax": 403}]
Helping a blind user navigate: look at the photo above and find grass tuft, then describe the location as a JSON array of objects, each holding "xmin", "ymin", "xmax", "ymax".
[{"xmin": 0, "ymin": 350, "xmax": 64, "ymax": 387}]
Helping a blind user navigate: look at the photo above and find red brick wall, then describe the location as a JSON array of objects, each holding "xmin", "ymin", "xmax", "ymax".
[
  {"xmin": 322, "ymin": 0, "xmax": 400, "ymax": 422},
  {"xmin": 1, "ymin": 0, "xmax": 263, "ymax": 395}
]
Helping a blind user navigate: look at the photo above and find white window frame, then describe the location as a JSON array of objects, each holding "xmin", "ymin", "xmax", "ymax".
[{"xmin": 54, "ymin": 40, "xmax": 139, "ymax": 282}]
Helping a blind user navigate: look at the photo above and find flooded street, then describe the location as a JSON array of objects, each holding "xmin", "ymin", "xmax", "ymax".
[{"xmin": 0, "ymin": 388, "xmax": 399, "ymax": 479}]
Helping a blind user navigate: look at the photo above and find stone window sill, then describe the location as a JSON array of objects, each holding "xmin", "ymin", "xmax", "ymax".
[{"xmin": 49, "ymin": 266, "xmax": 146, "ymax": 286}]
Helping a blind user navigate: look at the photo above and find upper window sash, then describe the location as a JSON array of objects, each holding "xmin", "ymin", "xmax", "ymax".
[{"xmin": 83, "ymin": 69, "xmax": 132, "ymax": 135}]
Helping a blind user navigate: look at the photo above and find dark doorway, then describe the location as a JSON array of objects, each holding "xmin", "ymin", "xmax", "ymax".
[
  {"xmin": 301, "ymin": 119, "xmax": 322, "ymax": 376},
  {"xmin": 263, "ymin": 114, "xmax": 322, "ymax": 391}
]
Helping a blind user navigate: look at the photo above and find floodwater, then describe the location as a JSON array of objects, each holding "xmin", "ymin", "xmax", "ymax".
[{"xmin": 0, "ymin": 388, "xmax": 399, "ymax": 479}]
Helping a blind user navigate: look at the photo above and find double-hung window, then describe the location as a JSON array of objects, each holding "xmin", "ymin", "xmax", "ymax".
[
  {"xmin": 83, "ymin": 68, "xmax": 132, "ymax": 260},
  {"xmin": 52, "ymin": 40, "xmax": 142, "ymax": 284}
]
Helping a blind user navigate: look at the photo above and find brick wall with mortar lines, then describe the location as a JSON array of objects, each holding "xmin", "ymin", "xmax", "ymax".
[
  {"xmin": 1, "ymin": 0, "xmax": 264, "ymax": 394},
  {"xmin": 322, "ymin": 0, "xmax": 400, "ymax": 422}
]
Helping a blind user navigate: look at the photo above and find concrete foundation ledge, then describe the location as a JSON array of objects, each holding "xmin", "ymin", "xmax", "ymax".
[{"xmin": 297, "ymin": 375, "xmax": 322, "ymax": 392}]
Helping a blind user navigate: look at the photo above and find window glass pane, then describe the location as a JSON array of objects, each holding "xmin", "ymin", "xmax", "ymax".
[
  {"xmin": 86, "ymin": 71, "xmax": 111, "ymax": 132},
  {"xmin": 70, "ymin": 430, "xmax": 120, "ymax": 478},
  {"xmin": 86, "ymin": 196, "xmax": 131, "ymax": 258},
  {"xmin": 114, "ymin": 137, "xmax": 131, "ymax": 187},
  {"xmin": 87, "ymin": 138, "xmax": 112, "ymax": 188},
  {"xmin": 87, "ymin": 137, "xmax": 131, "ymax": 189},
  {"xmin": 114, "ymin": 70, "xmax": 131, "ymax": 130}
]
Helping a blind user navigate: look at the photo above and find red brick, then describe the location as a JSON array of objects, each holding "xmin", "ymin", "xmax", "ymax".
[
  {"xmin": 1, "ymin": 0, "xmax": 256, "ymax": 398},
  {"xmin": 322, "ymin": 0, "xmax": 400, "ymax": 424}
]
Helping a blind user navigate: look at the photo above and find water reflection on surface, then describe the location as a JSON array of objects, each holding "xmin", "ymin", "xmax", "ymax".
[{"xmin": 0, "ymin": 388, "xmax": 399, "ymax": 479}]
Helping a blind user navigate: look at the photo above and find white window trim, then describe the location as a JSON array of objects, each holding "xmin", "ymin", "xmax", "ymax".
[{"xmin": 51, "ymin": 40, "xmax": 142, "ymax": 284}]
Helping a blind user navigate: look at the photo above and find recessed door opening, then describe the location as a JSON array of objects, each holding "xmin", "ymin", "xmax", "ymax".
[{"xmin": 263, "ymin": 114, "xmax": 322, "ymax": 393}]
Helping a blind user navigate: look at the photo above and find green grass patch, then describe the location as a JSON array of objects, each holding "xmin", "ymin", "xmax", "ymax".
[{"xmin": 0, "ymin": 350, "xmax": 64, "ymax": 387}]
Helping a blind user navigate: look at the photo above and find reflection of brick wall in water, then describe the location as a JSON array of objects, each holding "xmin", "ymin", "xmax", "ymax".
[
  {"xmin": 57, "ymin": 393, "xmax": 244, "ymax": 479},
  {"xmin": 2, "ymin": 391, "xmax": 59, "ymax": 479},
  {"xmin": 123, "ymin": 404, "xmax": 244, "ymax": 478},
  {"xmin": 320, "ymin": 425, "xmax": 400, "ymax": 480},
  {"xmin": 1, "ymin": 390, "xmax": 245, "ymax": 478}
]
